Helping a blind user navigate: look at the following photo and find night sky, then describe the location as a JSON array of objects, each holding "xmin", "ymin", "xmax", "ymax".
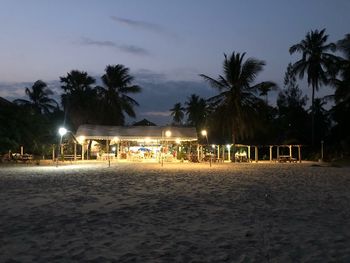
[{"xmin": 1, "ymin": 0, "xmax": 349, "ymax": 124}]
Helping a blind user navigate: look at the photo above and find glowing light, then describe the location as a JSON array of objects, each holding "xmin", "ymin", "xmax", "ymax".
[
  {"xmin": 58, "ymin": 127, "xmax": 67, "ymax": 136},
  {"xmin": 111, "ymin": 146, "xmax": 116, "ymax": 152},
  {"xmin": 201, "ymin": 130, "xmax": 207, "ymax": 136},
  {"xmin": 212, "ymin": 144, "xmax": 216, "ymax": 148},
  {"xmin": 226, "ymin": 144, "xmax": 231, "ymax": 149},
  {"xmin": 176, "ymin": 138, "xmax": 181, "ymax": 144},
  {"xmin": 77, "ymin": 136, "xmax": 85, "ymax": 144},
  {"xmin": 165, "ymin": 130, "xmax": 171, "ymax": 137}
]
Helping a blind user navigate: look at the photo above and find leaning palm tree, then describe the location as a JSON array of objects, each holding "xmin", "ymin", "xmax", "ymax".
[
  {"xmin": 200, "ymin": 52, "xmax": 268, "ymax": 156},
  {"xmin": 289, "ymin": 28, "xmax": 337, "ymax": 145},
  {"xmin": 14, "ymin": 80, "xmax": 58, "ymax": 114},
  {"xmin": 60, "ymin": 70, "xmax": 97, "ymax": 129},
  {"xmin": 98, "ymin": 64, "xmax": 141, "ymax": 125},
  {"xmin": 170, "ymin": 102, "xmax": 185, "ymax": 125}
]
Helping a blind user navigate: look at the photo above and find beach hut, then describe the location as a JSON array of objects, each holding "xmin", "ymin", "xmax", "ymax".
[{"xmin": 74, "ymin": 124, "xmax": 198, "ymax": 161}]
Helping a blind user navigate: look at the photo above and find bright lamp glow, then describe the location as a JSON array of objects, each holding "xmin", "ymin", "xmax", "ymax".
[
  {"xmin": 58, "ymin": 127, "xmax": 67, "ymax": 136},
  {"xmin": 212, "ymin": 144, "xmax": 216, "ymax": 148},
  {"xmin": 112, "ymin": 146, "xmax": 116, "ymax": 152},
  {"xmin": 226, "ymin": 144, "xmax": 231, "ymax": 149},
  {"xmin": 201, "ymin": 130, "xmax": 207, "ymax": 136},
  {"xmin": 77, "ymin": 136, "xmax": 85, "ymax": 144},
  {"xmin": 176, "ymin": 138, "xmax": 181, "ymax": 144},
  {"xmin": 165, "ymin": 130, "xmax": 171, "ymax": 137}
]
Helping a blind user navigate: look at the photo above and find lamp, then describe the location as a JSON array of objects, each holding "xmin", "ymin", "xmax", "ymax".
[{"xmin": 201, "ymin": 129, "xmax": 211, "ymax": 167}]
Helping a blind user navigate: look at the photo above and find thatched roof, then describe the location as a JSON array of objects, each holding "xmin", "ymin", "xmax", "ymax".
[
  {"xmin": 75, "ymin": 124, "xmax": 197, "ymax": 141},
  {"xmin": 133, "ymin": 119, "xmax": 156, "ymax": 126}
]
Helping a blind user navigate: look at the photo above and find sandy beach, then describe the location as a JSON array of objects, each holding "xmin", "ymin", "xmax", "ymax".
[{"xmin": 1, "ymin": 162, "xmax": 350, "ymax": 262}]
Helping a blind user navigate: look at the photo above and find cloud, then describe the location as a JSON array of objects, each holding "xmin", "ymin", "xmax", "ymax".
[
  {"xmin": 111, "ymin": 16, "xmax": 164, "ymax": 32},
  {"xmin": 110, "ymin": 16, "xmax": 177, "ymax": 39},
  {"xmin": 142, "ymin": 111, "xmax": 171, "ymax": 117},
  {"xmin": 79, "ymin": 37, "xmax": 150, "ymax": 56}
]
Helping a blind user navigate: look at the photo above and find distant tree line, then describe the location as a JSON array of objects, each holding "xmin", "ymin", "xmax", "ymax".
[
  {"xmin": 1, "ymin": 29, "xmax": 349, "ymax": 160},
  {"xmin": 0, "ymin": 64, "xmax": 141, "ymax": 156}
]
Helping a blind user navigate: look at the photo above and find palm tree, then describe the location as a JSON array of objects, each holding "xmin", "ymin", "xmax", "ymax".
[
  {"xmin": 200, "ymin": 52, "xmax": 268, "ymax": 156},
  {"xmin": 330, "ymin": 34, "xmax": 350, "ymax": 151},
  {"xmin": 289, "ymin": 28, "xmax": 337, "ymax": 145},
  {"xmin": 60, "ymin": 70, "xmax": 97, "ymax": 130},
  {"xmin": 334, "ymin": 34, "xmax": 350, "ymax": 104},
  {"xmin": 98, "ymin": 64, "xmax": 141, "ymax": 125},
  {"xmin": 170, "ymin": 102, "xmax": 185, "ymax": 125},
  {"xmin": 14, "ymin": 80, "xmax": 58, "ymax": 114},
  {"xmin": 185, "ymin": 94, "xmax": 208, "ymax": 132},
  {"xmin": 258, "ymin": 81, "xmax": 278, "ymax": 104}
]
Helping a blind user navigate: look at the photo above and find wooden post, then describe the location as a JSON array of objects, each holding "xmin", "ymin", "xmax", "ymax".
[
  {"xmin": 81, "ymin": 143, "xmax": 84, "ymax": 160},
  {"xmin": 222, "ymin": 145, "xmax": 225, "ymax": 161},
  {"xmin": 277, "ymin": 146, "xmax": 280, "ymax": 161},
  {"xmin": 20, "ymin": 146, "xmax": 24, "ymax": 156},
  {"xmin": 217, "ymin": 145, "xmax": 220, "ymax": 160},
  {"xmin": 74, "ymin": 142, "xmax": 77, "ymax": 161},
  {"xmin": 255, "ymin": 146, "xmax": 258, "ymax": 163},
  {"xmin": 227, "ymin": 145, "xmax": 231, "ymax": 162},
  {"xmin": 248, "ymin": 146, "xmax": 251, "ymax": 162},
  {"xmin": 298, "ymin": 145, "xmax": 301, "ymax": 163},
  {"xmin": 269, "ymin": 146, "xmax": 273, "ymax": 162},
  {"xmin": 52, "ymin": 145, "xmax": 55, "ymax": 161},
  {"xmin": 197, "ymin": 144, "xmax": 200, "ymax": 162},
  {"xmin": 289, "ymin": 145, "xmax": 292, "ymax": 158}
]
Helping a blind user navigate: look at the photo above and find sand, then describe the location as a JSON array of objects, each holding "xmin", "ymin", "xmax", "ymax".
[{"xmin": 0, "ymin": 162, "xmax": 350, "ymax": 262}]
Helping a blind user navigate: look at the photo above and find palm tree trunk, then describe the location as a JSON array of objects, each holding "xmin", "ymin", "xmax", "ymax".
[
  {"xmin": 311, "ymin": 85, "xmax": 315, "ymax": 146},
  {"xmin": 231, "ymin": 123, "xmax": 236, "ymax": 162}
]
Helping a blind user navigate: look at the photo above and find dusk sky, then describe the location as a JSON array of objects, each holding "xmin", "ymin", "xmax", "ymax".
[{"xmin": 1, "ymin": 0, "xmax": 349, "ymax": 124}]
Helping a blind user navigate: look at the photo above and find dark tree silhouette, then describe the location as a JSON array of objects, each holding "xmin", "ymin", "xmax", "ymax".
[
  {"xmin": 289, "ymin": 28, "xmax": 337, "ymax": 145},
  {"xmin": 258, "ymin": 81, "xmax": 278, "ymax": 104},
  {"xmin": 200, "ymin": 52, "xmax": 269, "ymax": 152},
  {"xmin": 185, "ymin": 94, "xmax": 208, "ymax": 132},
  {"xmin": 170, "ymin": 102, "xmax": 185, "ymax": 125},
  {"xmin": 60, "ymin": 70, "xmax": 98, "ymax": 130},
  {"xmin": 277, "ymin": 64, "xmax": 309, "ymax": 144},
  {"xmin": 14, "ymin": 80, "xmax": 58, "ymax": 114},
  {"xmin": 98, "ymin": 65, "xmax": 141, "ymax": 125}
]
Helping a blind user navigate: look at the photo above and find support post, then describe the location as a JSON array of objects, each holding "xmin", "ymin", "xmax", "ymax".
[
  {"xmin": 197, "ymin": 144, "xmax": 200, "ymax": 162},
  {"xmin": 248, "ymin": 146, "xmax": 251, "ymax": 162},
  {"xmin": 52, "ymin": 145, "xmax": 55, "ymax": 161},
  {"xmin": 222, "ymin": 145, "xmax": 225, "ymax": 161},
  {"xmin": 277, "ymin": 146, "xmax": 280, "ymax": 161},
  {"xmin": 227, "ymin": 146, "xmax": 231, "ymax": 162},
  {"xmin": 74, "ymin": 142, "xmax": 77, "ymax": 161},
  {"xmin": 269, "ymin": 146, "xmax": 273, "ymax": 162},
  {"xmin": 81, "ymin": 143, "xmax": 84, "ymax": 160},
  {"xmin": 298, "ymin": 145, "xmax": 301, "ymax": 163},
  {"xmin": 60, "ymin": 143, "xmax": 64, "ymax": 160},
  {"xmin": 217, "ymin": 145, "xmax": 220, "ymax": 161},
  {"xmin": 255, "ymin": 146, "xmax": 258, "ymax": 163},
  {"xmin": 289, "ymin": 145, "xmax": 292, "ymax": 158}
]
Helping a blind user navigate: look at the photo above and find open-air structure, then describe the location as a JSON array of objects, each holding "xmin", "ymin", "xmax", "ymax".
[
  {"xmin": 72, "ymin": 124, "xmax": 198, "ymax": 161},
  {"xmin": 55, "ymin": 124, "xmax": 302, "ymax": 163}
]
